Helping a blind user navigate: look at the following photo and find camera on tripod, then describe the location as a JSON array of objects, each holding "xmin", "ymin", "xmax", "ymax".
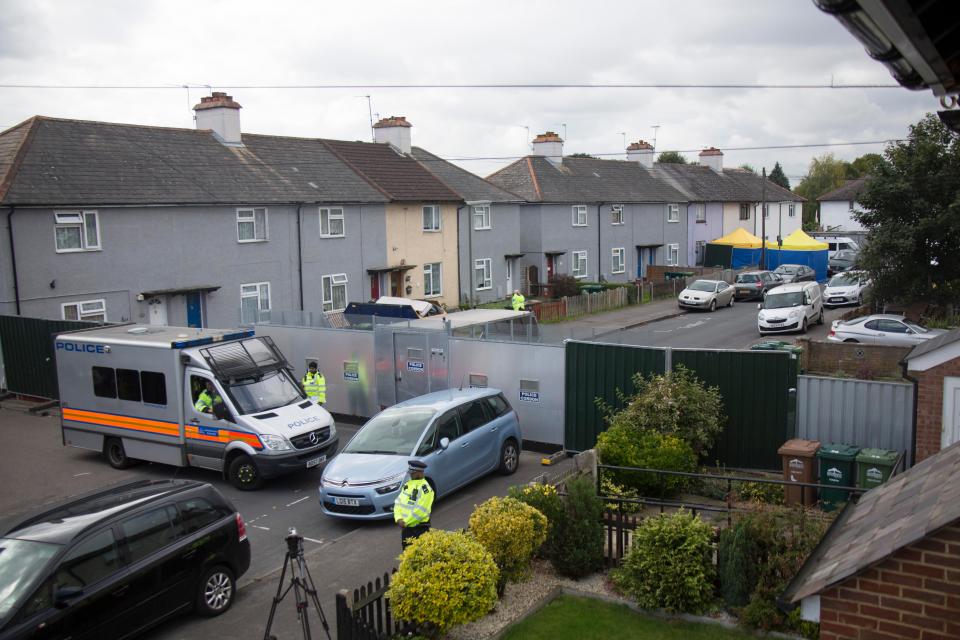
[
  {"xmin": 264, "ymin": 526, "xmax": 330, "ymax": 640},
  {"xmin": 286, "ymin": 527, "xmax": 304, "ymax": 555}
]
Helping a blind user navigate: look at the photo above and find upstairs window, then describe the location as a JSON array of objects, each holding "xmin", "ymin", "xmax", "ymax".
[
  {"xmin": 739, "ymin": 203, "xmax": 750, "ymax": 220},
  {"xmin": 763, "ymin": 204, "xmax": 770, "ymax": 219},
  {"xmin": 788, "ymin": 204, "xmax": 796, "ymax": 218},
  {"xmin": 422, "ymin": 205, "xmax": 441, "ymax": 232},
  {"xmin": 572, "ymin": 205, "xmax": 588, "ymax": 227},
  {"xmin": 55, "ymin": 211, "xmax": 100, "ymax": 252},
  {"xmin": 237, "ymin": 208, "xmax": 268, "ymax": 242},
  {"xmin": 472, "ymin": 205, "xmax": 491, "ymax": 230},
  {"xmin": 695, "ymin": 203, "xmax": 706, "ymax": 223},
  {"xmin": 667, "ymin": 204, "xmax": 680, "ymax": 223},
  {"xmin": 320, "ymin": 207, "xmax": 345, "ymax": 237},
  {"xmin": 611, "ymin": 204, "xmax": 624, "ymax": 225}
]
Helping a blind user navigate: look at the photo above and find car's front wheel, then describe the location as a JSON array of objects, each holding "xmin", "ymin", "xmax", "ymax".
[
  {"xmin": 196, "ymin": 565, "xmax": 235, "ymax": 616},
  {"xmin": 709, "ymin": 299, "xmax": 717, "ymax": 312},
  {"xmin": 498, "ymin": 439, "xmax": 519, "ymax": 475}
]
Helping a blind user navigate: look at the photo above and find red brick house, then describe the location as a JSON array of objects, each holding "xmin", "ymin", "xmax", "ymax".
[
  {"xmin": 904, "ymin": 329, "xmax": 960, "ymax": 463},
  {"xmin": 782, "ymin": 441, "xmax": 960, "ymax": 640}
]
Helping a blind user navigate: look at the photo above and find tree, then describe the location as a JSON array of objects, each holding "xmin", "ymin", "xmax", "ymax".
[
  {"xmin": 657, "ymin": 150, "xmax": 688, "ymax": 164},
  {"xmin": 847, "ymin": 153, "xmax": 884, "ymax": 178},
  {"xmin": 569, "ymin": 152, "xmax": 595, "ymax": 158},
  {"xmin": 856, "ymin": 113, "xmax": 960, "ymax": 307},
  {"xmin": 739, "ymin": 163, "xmax": 756, "ymax": 173},
  {"xmin": 768, "ymin": 162, "xmax": 790, "ymax": 190},
  {"xmin": 794, "ymin": 153, "xmax": 850, "ymax": 229}
]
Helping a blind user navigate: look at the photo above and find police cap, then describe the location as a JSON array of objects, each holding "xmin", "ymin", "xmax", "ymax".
[{"xmin": 408, "ymin": 460, "xmax": 427, "ymax": 472}]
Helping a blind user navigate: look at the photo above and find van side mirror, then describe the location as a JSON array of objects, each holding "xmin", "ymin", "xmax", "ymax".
[
  {"xmin": 757, "ymin": 303, "xmax": 762, "ymax": 310},
  {"xmin": 439, "ymin": 437, "xmax": 450, "ymax": 451},
  {"xmin": 54, "ymin": 585, "xmax": 83, "ymax": 609}
]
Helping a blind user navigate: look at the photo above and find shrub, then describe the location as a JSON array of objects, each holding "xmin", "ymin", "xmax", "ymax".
[
  {"xmin": 596, "ymin": 427, "xmax": 697, "ymax": 497},
  {"xmin": 599, "ymin": 476, "xmax": 643, "ymax": 514},
  {"xmin": 733, "ymin": 479, "xmax": 785, "ymax": 506},
  {"xmin": 548, "ymin": 274, "xmax": 581, "ymax": 298},
  {"xmin": 551, "ymin": 476, "xmax": 605, "ymax": 578},
  {"xmin": 718, "ymin": 519, "xmax": 764, "ymax": 608},
  {"xmin": 507, "ymin": 483, "xmax": 563, "ymax": 558},
  {"xmin": 388, "ymin": 529, "xmax": 498, "ymax": 639},
  {"xmin": 613, "ymin": 510, "xmax": 716, "ymax": 613},
  {"xmin": 469, "ymin": 496, "xmax": 547, "ymax": 585}
]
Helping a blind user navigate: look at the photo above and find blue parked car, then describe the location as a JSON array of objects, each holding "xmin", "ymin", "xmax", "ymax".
[{"xmin": 319, "ymin": 388, "xmax": 521, "ymax": 520}]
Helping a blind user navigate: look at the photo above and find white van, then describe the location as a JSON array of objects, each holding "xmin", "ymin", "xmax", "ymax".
[
  {"xmin": 757, "ymin": 282, "xmax": 824, "ymax": 335},
  {"xmin": 826, "ymin": 237, "xmax": 860, "ymax": 256},
  {"xmin": 55, "ymin": 324, "xmax": 338, "ymax": 490}
]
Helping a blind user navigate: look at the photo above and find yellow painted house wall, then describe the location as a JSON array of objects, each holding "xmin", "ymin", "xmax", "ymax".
[{"xmin": 384, "ymin": 203, "xmax": 460, "ymax": 307}]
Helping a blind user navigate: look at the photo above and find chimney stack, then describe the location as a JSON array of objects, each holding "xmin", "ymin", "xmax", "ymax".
[
  {"xmin": 627, "ymin": 140, "xmax": 655, "ymax": 169},
  {"xmin": 532, "ymin": 131, "xmax": 563, "ymax": 166},
  {"xmin": 373, "ymin": 116, "xmax": 413, "ymax": 154},
  {"xmin": 193, "ymin": 92, "xmax": 243, "ymax": 146},
  {"xmin": 699, "ymin": 147, "xmax": 724, "ymax": 172}
]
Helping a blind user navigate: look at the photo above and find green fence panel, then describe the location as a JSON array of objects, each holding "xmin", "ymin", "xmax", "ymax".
[
  {"xmin": 0, "ymin": 315, "xmax": 101, "ymax": 399},
  {"xmin": 564, "ymin": 341, "xmax": 666, "ymax": 452}
]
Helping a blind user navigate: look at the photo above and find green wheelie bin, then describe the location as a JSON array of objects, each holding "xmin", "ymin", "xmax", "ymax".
[
  {"xmin": 817, "ymin": 443, "xmax": 860, "ymax": 511},
  {"xmin": 856, "ymin": 448, "xmax": 900, "ymax": 490}
]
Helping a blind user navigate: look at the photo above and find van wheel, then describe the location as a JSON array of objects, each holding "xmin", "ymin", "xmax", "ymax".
[
  {"xmin": 801, "ymin": 318, "xmax": 808, "ymax": 334},
  {"xmin": 196, "ymin": 565, "xmax": 235, "ymax": 616},
  {"xmin": 228, "ymin": 454, "xmax": 264, "ymax": 491},
  {"xmin": 499, "ymin": 439, "xmax": 519, "ymax": 475},
  {"xmin": 105, "ymin": 438, "xmax": 134, "ymax": 469},
  {"xmin": 817, "ymin": 309, "xmax": 825, "ymax": 325}
]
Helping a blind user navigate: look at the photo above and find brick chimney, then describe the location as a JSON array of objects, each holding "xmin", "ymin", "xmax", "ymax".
[
  {"xmin": 373, "ymin": 116, "xmax": 412, "ymax": 154},
  {"xmin": 193, "ymin": 92, "xmax": 243, "ymax": 146},
  {"xmin": 627, "ymin": 140, "xmax": 655, "ymax": 169},
  {"xmin": 532, "ymin": 131, "xmax": 563, "ymax": 166},
  {"xmin": 699, "ymin": 147, "xmax": 723, "ymax": 172}
]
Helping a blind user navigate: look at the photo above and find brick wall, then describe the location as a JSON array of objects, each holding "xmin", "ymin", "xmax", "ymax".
[
  {"xmin": 818, "ymin": 523, "xmax": 960, "ymax": 640},
  {"xmin": 796, "ymin": 338, "xmax": 910, "ymax": 380},
  {"xmin": 645, "ymin": 265, "xmax": 725, "ymax": 282},
  {"xmin": 910, "ymin": 358, "xmax": 960, "ymax": 463}
]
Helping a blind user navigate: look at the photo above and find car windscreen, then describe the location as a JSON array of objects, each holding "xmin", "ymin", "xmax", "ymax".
[
  {"xmin": 227, "ymin": 369, "xmax": 303, "ymax": 414},
  {"xmin": 0, "ymin": 538, "xmax": 61, "ymax": 624},
  {"xmin": 688, "ymin": 281, "xmax": 716, "ymax": 292},
  {"xmin": 775, "ymin": 266, "xmax": 798, "ymax": 274},
  {"xmin": 763, "ymin": 292, "xmax": 805, "ymax": 309},
  {"xmin": 343, "ymin": 406, "xmax": 437, "ymax": 455},
  {"xmin": 905, "ymin": 320, "xmax": 930, "ymax": 333},
  {"xmin": 736, "ymin": 274, "xmax": 760, "ymax": 283},
  {"xmin": 828, "ymin": 274, "xmax": 860, "ymax": 286}
]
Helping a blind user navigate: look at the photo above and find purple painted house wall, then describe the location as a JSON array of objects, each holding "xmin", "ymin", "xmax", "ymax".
[{"xmin": 687, "ymin": 202, "xmax": 723, "ymax": 266}]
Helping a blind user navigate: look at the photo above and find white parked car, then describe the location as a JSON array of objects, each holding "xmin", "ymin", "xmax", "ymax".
[
  {"xmin": 678, "ymin": 279, "xmax": 735, "ymax": 312},
  {"xmin": 823, "ymin": 271, "xmax": 872, "ymax": 308},
  {"xmin": 757, "ymin": 282, "xmax": 824, "ymax": 335},
  {"xmin": 828, "ymin": 315, "xmax": 946, "ymax": 345}
]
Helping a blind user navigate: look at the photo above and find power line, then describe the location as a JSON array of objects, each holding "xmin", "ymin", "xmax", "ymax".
[{"xmin": 0, "ymin": 82, "xmax": 903, "ymax": 90}]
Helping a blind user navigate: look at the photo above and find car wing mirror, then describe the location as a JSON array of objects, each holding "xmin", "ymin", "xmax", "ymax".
[
  {"xmin": 757, "ymin": 303, "xmax": 762, "ymax": 310},
  {"xmin": 54, "ymin": 585, "xmax": 83, "ymax": 609},
  {"xmin": 439, "ymin": 437, "xmax": 450, "ymax": 451}
]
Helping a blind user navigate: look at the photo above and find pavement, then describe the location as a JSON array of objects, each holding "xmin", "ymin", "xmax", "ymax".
[{"xmin": 539, "ymin": 296, "xmax": 686, "ymax": 343}]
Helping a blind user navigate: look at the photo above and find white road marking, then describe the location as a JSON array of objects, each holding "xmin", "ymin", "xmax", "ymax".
[
  {"xmin": 677, "ymin": 320, "xmax": 707, "ymax": 330},
  {"xmin": 286, "ymin": 496, "xmax": 311, "ymax": 507},
  {"xmin": 303, "ymin": 536, "xmax": 324, "ymax": 544},
  {"xmin": 252, "ymin": 525, "xmax": 271, "ymax": 531},
  {"xmin": 72, "ymin": 472, "xmax": 91, "ymax": 477}
]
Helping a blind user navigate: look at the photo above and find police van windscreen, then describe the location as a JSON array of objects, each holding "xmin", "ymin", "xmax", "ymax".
[{"xmin": 227, "ymin": 370, "xmax": 303, "ymax": 414}]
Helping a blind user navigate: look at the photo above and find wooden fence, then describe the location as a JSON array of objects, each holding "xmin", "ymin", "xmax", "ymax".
[
  {"xmin": 336, "ymin": 570, "xmax": 410, "ymax": 640},
  {"xmin": 531, "ymin": 287, "xmax": 629, "ymax": 322}
]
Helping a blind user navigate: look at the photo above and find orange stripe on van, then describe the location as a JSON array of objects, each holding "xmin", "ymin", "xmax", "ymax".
[
  {"xmin": 184, "ymin": 425, "xmax": 262, "ymax": 450},
  {"xmin": 62, "ymin": 408, "xmax": 180, "ymax": 438}
]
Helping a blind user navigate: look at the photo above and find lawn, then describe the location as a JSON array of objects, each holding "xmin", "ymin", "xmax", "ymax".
[{"xmin": 500, "ymin": 594, "xmax": 757, "ymax": 640}]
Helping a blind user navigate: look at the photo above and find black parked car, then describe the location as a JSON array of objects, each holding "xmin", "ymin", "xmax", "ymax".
[
  {"xmin": 827, "ymin": 249, "xmax": 859, "ymax": 277},
  {"xmin": 734, "ymin": 270, "xmax": 780, "ymax": 300},
  {"xmin": 773, "ymin": 264, "xmax": 816, "ymax": 283},
  {"xmin": 0, "ymin": 480, "xmax": 250, "ymax": 640}
]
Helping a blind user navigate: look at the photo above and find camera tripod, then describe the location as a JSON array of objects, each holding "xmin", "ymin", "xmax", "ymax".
[{"xmin": 263, "ymin": 528, "xmax": 331, "ymax": 640}]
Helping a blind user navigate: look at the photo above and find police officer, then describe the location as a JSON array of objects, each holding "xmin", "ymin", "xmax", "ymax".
[
  {"xmin": 394, "ymin": 460, "xmax": 434, "ymax": 549},
  {"xmin": 194, "ymin": 380, "xmax": 222, "ymax": 414},
  {"xmin": 302, "ymin": 361, "xmax": 326, "ymax": 404},
  {"xmin": 511, "ymin": 289, "xmax": 525, "ymax": 311}
]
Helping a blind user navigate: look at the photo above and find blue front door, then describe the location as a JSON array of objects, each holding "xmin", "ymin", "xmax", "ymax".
[{"xmin": 186, "ymin": 293, "xmax": 202, "ymax": 328}]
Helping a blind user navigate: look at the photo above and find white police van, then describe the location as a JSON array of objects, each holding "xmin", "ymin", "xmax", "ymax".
[{"xmin": 54, "ymin": 324, "xmax": 338, "ymax": 490}]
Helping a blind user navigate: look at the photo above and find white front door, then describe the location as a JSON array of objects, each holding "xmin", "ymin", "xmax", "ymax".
[
  {"xmin": 942, "ymin": 377, "xmax": 960, "ymax": 449},
  {"xmin": 148, "ymin": 297, "xmax": 167, "ymax": 326},
  {"xmin": 505, "ymin": 259, "xmax": 514, "ymax": 294}
]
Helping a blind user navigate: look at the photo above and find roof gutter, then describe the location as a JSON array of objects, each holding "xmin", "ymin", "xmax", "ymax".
[{"xmin": 4, "ymin": 206, "xmax": 20, "ymax": 315}]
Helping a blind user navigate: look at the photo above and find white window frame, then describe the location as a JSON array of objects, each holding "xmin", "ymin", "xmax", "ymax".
[
  {"xmin": 321, "ymin": 273, "xmax": 349, "ymax": 312},
  {"xmin": 572, "ymin": 205, "xmax": 588, "ymax": 227},
  {"xmin": 236, "ymin": 207, "xmax": 268, "ymax": 243},
  {"xmin": 423, "ymin": 263, "xmax": 442, "ymax": 297},
  {"xmin": 240, "ymin": 282, "xmax": 271, "ymax": 324},
  {"xmin": 667, "ymin": 243, "xmax": 680, "ymax": 266},
  {"xmin": 572, "ymin": 251, "xmax": 588, "ymax": 279},
  {"xmin": 763, "ymin": 204, "xmax": 770, "ymax": 219},
  {"xmin": 319, "ymin": 207, "xmax": 345, "ymax": 238},
  {"xmin": 54, "ymin": 210, "xmax": 101, "ymax": 252},
  {"xmin": 739, "ymin": 203, "xmax": 750, "ymax": 220},
  {"xmin": 667, "ymin": 204, "xmax": 680, "ymax": 223},
  {"xmin": 61, "ymin": 298, "xmax": 106, "ymax": 322},
  {"xmin": 472, "ymin": 205, "xmax": 491, "ymax": 230},
  {"xmin": 788, "ymin": 204, "xmax": 796, "ymax": 218},
  {"xmin": 611, "ymin": 248, "xmax": 625, "ymax": 274},
  {"xmin": 695, "ymin": 203, "xmax": 706, "ymax": 223},
  {"xmin": 611, "ymin": 204, "xmax": 624, "ymax": 225},
  {"xmin": 474, "ymin": 258, "xmax": 492, "ymax": 290},
  {"xmin": 422, "ymin": 205, "xmax": 441, "ymax": 232}
]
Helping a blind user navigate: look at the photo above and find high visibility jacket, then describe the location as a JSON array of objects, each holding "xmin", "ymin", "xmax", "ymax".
[
  {"xmin": 194, "ymin": 390, "xmax": 221, "ymax": 413},
  {"xmin": 512, "ymin": 293, "xmax": 525, "ymax": 311},
  {"xmin": 302, "ymin": 371, "xmax": 326, "ymax": 403},
  {"xmin": 393, "ymin": 478, "xmax": 434, "ymax": 527}
]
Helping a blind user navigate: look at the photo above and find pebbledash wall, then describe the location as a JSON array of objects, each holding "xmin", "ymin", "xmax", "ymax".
[
  {"xmin": 910, "ymin": 357, "xmax": 960, "ymax": 463},
  {"xmin": 817, "ymin": 523, "xmax": 960, "ymax": 640}
]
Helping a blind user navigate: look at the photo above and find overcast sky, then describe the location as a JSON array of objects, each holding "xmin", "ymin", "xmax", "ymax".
[{"xmin": 0, "ymin": 0, "xmax": 937, "ymax": 184}]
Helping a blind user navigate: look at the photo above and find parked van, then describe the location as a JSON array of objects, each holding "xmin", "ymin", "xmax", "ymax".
[
  {"xmin": 54, "ymin": 325, "xmax": 338, "ymax": 490},
  {"xmin": 826, "ymin": 237, "xmax": 860, "ymax": 256},
  {"xmin": 757, "ymin": 282, "xmax": 824, "ymax": 335}
]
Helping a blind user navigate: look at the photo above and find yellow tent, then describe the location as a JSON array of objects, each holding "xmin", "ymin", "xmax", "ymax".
[
  {"xmin": 711, "ymin": 227, "xmax": 764, "ymax": 248},
  {"xmin": 766, "ymin": 229, "xmax": 829, "ymax": 250}
]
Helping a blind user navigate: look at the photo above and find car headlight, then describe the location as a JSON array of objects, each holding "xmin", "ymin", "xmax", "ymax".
[
  {"xmin": 375, "ymin": 473, "xmax": 406, "ymax": 495},
  {"xmin": 260, "ymin": 434, "xmax": 292, "ymax": 451}
]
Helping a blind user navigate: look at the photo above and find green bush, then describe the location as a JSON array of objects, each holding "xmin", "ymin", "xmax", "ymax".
[
  {"xmin": 599, "ymin": 476, "xmax": 643, "ymax": 514},
  {"xmin": 508, "ymin": 482, "xmax": 563, "ymax": 558},
  {"xmin": 732, "ymin": 479, "xmax": 785, "ymax": 506},
  {"xmin": 548, "ymin": 274, "xmax": 581, "ymax": 298},
  {"xmin": 613, "ymin": 510, "xmax": 716, "ymax": 613},
  {"xmin": 596, "ymin": 427, "xmax": 697, "ymax": 497},
  {"xmin": 551, "ymin": 476, "xmax": 605, "ymax": 578},
  {"xmin": 469, "ymin": 496, "xmax": 547, "ymax": 585},
  {"xmin": 717, "ymin": 519, "xmax": 764, "ymax": 608},
  {"xmin": 388, "ymin": 529, "xmax": 498, "ymax": 639}
]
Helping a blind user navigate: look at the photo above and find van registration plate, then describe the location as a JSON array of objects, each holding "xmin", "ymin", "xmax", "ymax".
[
  {"xmin": 306, "ymin": 455, "xmax": 326, "ymax": 469},
  {"xmin": 333, "ymin": 497, "xmax": 360, "ymax": 507}
]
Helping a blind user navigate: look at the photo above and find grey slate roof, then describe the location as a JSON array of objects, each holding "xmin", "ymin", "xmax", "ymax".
[
  {"xmin": 722, "ymin": 167, "xmax": 805, "ymax": 202},
  {"xmin": 817, "ymin": 178, "xmax": 868, "ymax": 202},
  {"xmin": 782, "ymin": 441, "xmax": 960, "ymax": 603},
  {"xmin": 0, "ymin": 117, "xmax": 391, "ymax": 205},
  {"xmin": 410, "ymin": 147, "xmax": 522, "ymax": 203},
  {"xmin": 904, "ymin": 327, "xmax": 960, "ymax": 361},
  {"xmin": 654, "ymin": 163, "xmax": 757, "ymax": 201},
  {"xmin": 486, "ymin": 156, "xmax": 689, "ymax": 203}
]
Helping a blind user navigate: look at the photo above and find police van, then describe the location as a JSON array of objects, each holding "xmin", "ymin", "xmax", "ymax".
[{"xmin": 54, "ymin": 324, "xmax": 338, "ymax": 490}]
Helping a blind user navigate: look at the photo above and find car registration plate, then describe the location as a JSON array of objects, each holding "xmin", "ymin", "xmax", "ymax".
[
  {"xmin": 306, "ymin": 455, "xmax": 326, "ymax": 469},
  {"xmin": 333, "ymin": 496, "xmax": 360, "ymax": 507}
]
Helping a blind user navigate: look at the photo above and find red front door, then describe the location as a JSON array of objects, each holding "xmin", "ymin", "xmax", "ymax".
[
  {"xmin": 546, "ymin": 255, "xmax": 555, "ymax": 281},
  {"xmin": 370, "ymin": 274, "xmax": 380, "ymax": 301}
]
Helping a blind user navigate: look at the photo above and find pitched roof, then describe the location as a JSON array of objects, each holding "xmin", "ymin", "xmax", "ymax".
[
  {"xmin": 409, "ymin": 147, "xmax": 522, "ymax": 203},
  {"xmin": 0, "ymin": 117, "xmax": 388, "ymax": 205},
  {"xmin": 904, "ymin": 327, "xmax": 960, "ymax": 361},
  {"xmin": 321, "ymin": 140, "xmax": 461, "ymax": 202},
  {"xmin": 654, "ymin": 163, "xmax": 756, "ymax": 201},
  {"xmin": 782, "ymin": 441, "xmax": 960, "ymax": 603},
  {"xmin": 817, "ymin": 178, "xmax": 868, "ymax": 202},
  {"xmin": 485, "ymin": 155, "xmax": 688, "ymax": 203},
  {"xmin": 722, "ymin": 167, "xmax": 805, "ymax": 202}
]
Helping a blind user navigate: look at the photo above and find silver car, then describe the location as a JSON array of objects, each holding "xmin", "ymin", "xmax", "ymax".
[
  {"xmin": 823, "ymin": 271, "xmax": 872, "ymax": 308},
  {"xmin": 773, "ymin": 264, "xmax": 816, "ymax": 283},
  {"xmin": 678, "ymin": 279, "xmax": 735, "ymax": 312},
  {"xmin": 828, "ymin": 314, "xmax": 946, "ymax": 345}
]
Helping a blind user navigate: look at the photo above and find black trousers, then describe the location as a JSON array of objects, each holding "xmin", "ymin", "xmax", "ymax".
[{"xmin": 401, "ymin": 522, "xmax": 430, "ymax": 549}]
